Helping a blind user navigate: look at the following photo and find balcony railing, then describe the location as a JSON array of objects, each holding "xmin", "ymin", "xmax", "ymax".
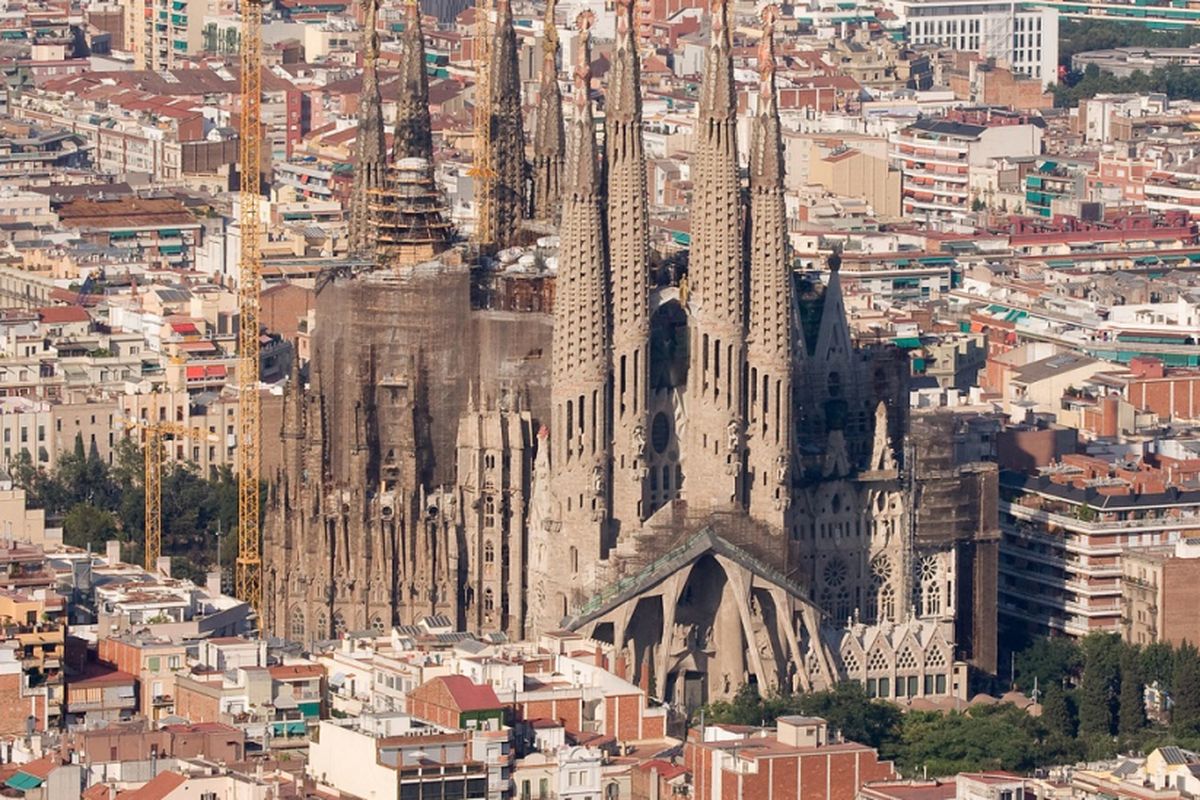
[{"xmin": 1003, "ymin": 499, "xmax": 1200, "ymax": 535}]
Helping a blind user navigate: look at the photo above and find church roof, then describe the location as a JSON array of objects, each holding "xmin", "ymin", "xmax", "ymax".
[{"xmin": 563, "ymin": 527, "xmax": 803, "ymax": 630}]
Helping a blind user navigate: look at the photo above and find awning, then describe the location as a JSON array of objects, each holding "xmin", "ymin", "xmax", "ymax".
[
  {"xmin": 5, "ymin": 774, "xmax": 44, "ymax": 791},
  {"xmin": 894, "ymin": 337, "xmax": 923, "ymax": 349}
]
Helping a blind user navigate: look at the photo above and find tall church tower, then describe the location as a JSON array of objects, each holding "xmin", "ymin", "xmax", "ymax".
[
  {"xmin": 484, "ymin": 0, "xmax": 528, "ymax": 248},
  {"xmin": 684, "ymin": 0, "xmax": 745, "ymax": 508},
  {"xmin": 537, "ymin": 12, "xmax": 609, "ymax": 631},
  {"xmin": 531, "ymin": 0, "xmax": 564, "ymax": 224},
  {"xmin": 745, "ymin": 6, "xmax": 795, "ymax": 523},
  {"xmin": 606, "ymin": 0, "xmax": 651, "ymax": 528},
  {"xmin": 348, "ymin": 0, "xmax": 387, "ymax": 256},
  {"xmin": 392, "ymin": 0, "xmax": 433, "ymax": 163}
]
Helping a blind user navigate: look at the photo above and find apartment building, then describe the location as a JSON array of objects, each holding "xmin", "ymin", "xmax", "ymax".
[
  {"xmin": 147, "ymin": 0, "xmax": 211, "ymax": 70},
  {"xmin": 0, "ymin": 541, "xmax": 66, "ymax": 734},
  {"xmin": 884, "ymin": 0, "xmax": 1059, "ymax": 85},
  {"xmin": 1144, "ymin": 167, "xmax": 1200, "ymax": 218},
  {"xmin": 57, "ymin": 196, "xmax": 203, "ymax": 271},
  {"xmin": 999, "ymin": 455, "xmax": 1200, "ymax": 638},
  {"xmin": 1122, "ymin": 538, "xmax": 1200, "ymax": 647},
  {"xmin": 98, "ymin": 633, "xmax": 189, "ymax": 721},
  {"xmin": 309, "ymin": 715, "xmax": 511, "ymax": 800},
  {"xmin": 889, "ymin": 116, "xmax": 1042, "ymax": 226}
]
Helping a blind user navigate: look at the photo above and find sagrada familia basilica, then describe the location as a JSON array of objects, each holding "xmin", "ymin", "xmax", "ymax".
[{"xmin": 262, "ymin": 0, "xmax": 1000, "ymax": 708}]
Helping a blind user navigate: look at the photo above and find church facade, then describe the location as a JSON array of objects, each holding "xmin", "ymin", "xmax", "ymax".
[{"xmin": 262, "ymin": 0, "xmax": 999, "ymax": 708}]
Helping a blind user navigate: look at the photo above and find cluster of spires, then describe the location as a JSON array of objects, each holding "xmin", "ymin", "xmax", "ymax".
[
  {"xmin": 347, "ymin": 0, "xmax": 453, "ymax": 263},
  {"xmin": 547, "ymin": 0, "xmax": 795, "ymax": 532}
]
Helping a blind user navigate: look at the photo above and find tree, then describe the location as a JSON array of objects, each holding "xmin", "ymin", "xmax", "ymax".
[
  {"xmin": 1142, "ymin": 641, "xmax": 1175, "ymax": 689},
  {"xmin": 1172, "ymin": 641, "xmax": 1200, "ymax": 735},
  {"xmin": 1015, "ymin": 637, "xmax": 1082, "ymax": 694},
  {"xmin": 1119, "ymin": 648, "xmax": 1147, "ymax": 738},
  {"xmin": 702, "ymin": 682, "xmax": 766, "ymax": 726},
  {"xmin": 794, "ymin": 681, "xmax": 902, "ymax": 754},
  {"xmin": 63, "ymin": 503, "xmax": 118, "ymax": 549},
  {"xmin": 1078, "ymin": 633, "xmax": 1122, "ymax": 737},
  {"xmin": 895, "ymin": 705, "xmax": 1044, "ymax": 777},
  {"xmin": 1041, "ymin": 683, "xmax": 1076, "ymax": 738}
]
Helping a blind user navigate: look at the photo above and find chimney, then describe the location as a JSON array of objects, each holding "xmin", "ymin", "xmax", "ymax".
[
  {"xmin": 156, "ymin": 556, "xmax": 172, "ymax": 578},
  {"xmin": 206, "ymin": 571, "xmax": 222, "ymax": 597},
  {"xmin": 105, "ymin": 539, "xmax": 121, "ymax": 565}
]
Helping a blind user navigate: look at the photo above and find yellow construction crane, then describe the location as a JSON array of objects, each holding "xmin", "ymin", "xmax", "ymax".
[
  {"xmin": 467, "ymin": 0, "xmax": 494, "ymax": 246},
  {"xmin": 236, "ymin": 0, "xmax": 264, "ymax": 622},
  {"xmin": 121, "ymin": 418, "xmax": 219, "ymax": 573}
]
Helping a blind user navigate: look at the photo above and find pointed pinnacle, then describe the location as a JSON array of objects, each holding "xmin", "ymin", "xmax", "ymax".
[
  {"xmin": 544, "ymin": 0, "xmax": 559, "ymax": 56},
  {"xmin": 759, "ymin": 5, "xmax": 779, "ymax": 101},
  {"xmin": 565, "ymin": 10, "xmax": 597, "ymax": 194},
  {"xmin": 574, "ymin": 11, "xmax": 594, "ymax": 112},
  {"xmin": 698, "ymin": 0, "xmax": 734, "ymax": 120}
]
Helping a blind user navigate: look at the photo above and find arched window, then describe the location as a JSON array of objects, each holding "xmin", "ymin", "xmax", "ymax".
[
  {"xmin": 569, "ymin": 546, "xmax": 579, "ymax": 574},
  {"xmin": 371, "ymin": 615, "xmax": 385, "ymax": 633},
  {"xmin": 332, "ymin": 612, "xmax": 347, "ymax": 639},
  {"xmin": 288, "ymin": 607, "xmax": 305, "ymax": 642},
  {"xmin": 483, "ymin": 588, "xmax": 494, "ymax": 613},
  {"xmin": 835, "ymin": 589, "xmax": 852, "ymax": 622},
  {"xmin": 315, "ymin": 611, "xmax": 328, "ymax": 638},
  {"xmin": 484, "ymin": 541, "xmax": 495, "ymax": 564},
  {"xmin": 923, "ymin": 583, "xmax": 942, "ymax": 617},
  {"xmin": 483, "ymin": 496, "xmax": 495, "ymax": 528},
  {"xmin": 879, "ymin": 585, "xmax": 895, "ymax": 622}
]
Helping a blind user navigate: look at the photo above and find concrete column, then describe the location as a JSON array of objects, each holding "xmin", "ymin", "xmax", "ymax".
[
  {"xmin": 768, "ymin": 586, "xmax": 810, "ymax": 692},
  {"xmin": 717, "ymin": 557, "xmax": 769, "ymax": 691},
  {"xmin": 653, "ymin": 570, "xmax": 689, "ymax": 702}
]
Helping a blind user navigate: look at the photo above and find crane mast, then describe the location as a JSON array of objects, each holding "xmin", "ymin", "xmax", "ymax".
[
  {"xmin": 127, "ymin": 420, "xmax": 218, "ymax": 573},
  {"xmin": 236, "ymin": 0, "xmax": 264, "ymax": 623},
  {"xmin": 468, "ymin": 0, "xmax": 494, "ymax": 246}
]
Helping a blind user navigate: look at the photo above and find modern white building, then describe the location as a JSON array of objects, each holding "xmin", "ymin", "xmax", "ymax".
[{"xmin": 884, "ymin": 0, "xmax": 1060, "ymax": 85}]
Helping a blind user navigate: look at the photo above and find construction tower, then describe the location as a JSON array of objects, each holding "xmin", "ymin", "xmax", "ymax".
[{"xmin": 236, "ymin": 0, "xmax": 264, "ymax": 622}]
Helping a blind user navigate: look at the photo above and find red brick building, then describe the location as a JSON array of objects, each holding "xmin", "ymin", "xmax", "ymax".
[
  {"xmin": 684, "ymin": 717, "xmax": 896, "ymax": 800},
  {"xmin": 1122, "ymin": 357, "xmax": 1200, "ymax": 423},
  {"xmin": 407, "ymin": 675, "xmax": 505, "ymax": 731}
]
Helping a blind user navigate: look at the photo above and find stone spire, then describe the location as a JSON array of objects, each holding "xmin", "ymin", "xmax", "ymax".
[
  {"xmin": 746, "ymin": 6, "xmax": 793, "ymax": 522},
  {"xmin": 542, "ymin": 10, "xmax": 610, "ymax": 633},
  {"xmin": 392, "ymin": 0, "xmax": 433, "ymax": 163},
  {"xmin": 531, "ymin": 0, "xmax": 564, "ymax": 223},
  {"xmin": 802, "ymin": 247, "xmax": 858, "ymax": 462},
  {"xmin": 607, "ymin": 0, "xmax": 651, "ymax": 526},
  {"xmin": 348, "ymin": 0, "xmax": 387, "ymax": 257},
  {"xmin": 484, "ymin": 0, "xmax": 527, "ymax": 248},
  {"xmin": 684, "ymin": 0, "xmax": 746, "ymax": 508}
]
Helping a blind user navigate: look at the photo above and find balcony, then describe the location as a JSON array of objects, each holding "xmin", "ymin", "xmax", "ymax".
[{"xmin": 1003, "ymin": 498, "xmax": 1200, "ymax": 536}]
